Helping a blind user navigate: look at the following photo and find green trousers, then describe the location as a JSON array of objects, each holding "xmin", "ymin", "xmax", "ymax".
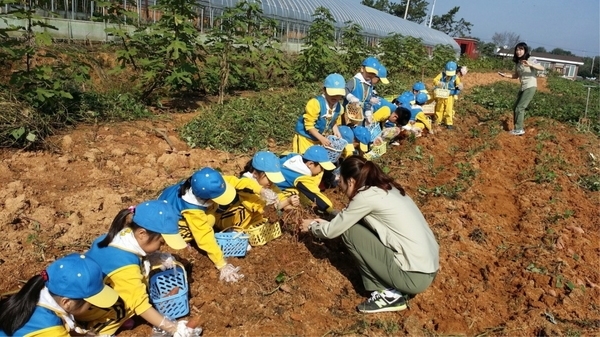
[
  {"xmin": 341, "ymin": 223, "xmax": 436, "ymax": 295},
  {"xmin": 513, "ymin": 87, "xmax": 537, "ymax": 130}
]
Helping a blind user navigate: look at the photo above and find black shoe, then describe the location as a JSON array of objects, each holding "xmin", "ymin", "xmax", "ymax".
[
  {"xmin": 446, "ymin": 125, "xmax": 454, "ymax": 130},
  {"xmin": 357, "ymin": 290, "xmax": 407, "ymax": 313}
]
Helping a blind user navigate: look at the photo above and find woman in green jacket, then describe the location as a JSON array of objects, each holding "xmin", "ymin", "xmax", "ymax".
[{"xmin": 301, "ymin": 155, "xmax": 439, "ymax": 313}]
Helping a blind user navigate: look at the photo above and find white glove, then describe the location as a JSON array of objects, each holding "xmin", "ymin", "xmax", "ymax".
[
  {"xmin": 346, "ymin": 94, "xmax": 360, "ymax": 104},
  {"xmin": 146, "ymin": 252, "xmax": 176, "ymax": 271},
  {"xmin": 369, "ymin": 96, "xmax": 380, "ymax": 105},
  {"xmin": 218, "ymin": 263, "xmax": 244, "ymax": 283},
  {"xmin": 259, "ymin": 188, "xmax": 278, "ymax": 205},
  {"xmin": 174, "ymin": 320, "xmax": 202, "ymax": 337}
]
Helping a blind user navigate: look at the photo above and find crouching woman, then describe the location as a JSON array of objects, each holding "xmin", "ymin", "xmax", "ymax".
[{"xmin": 301, "ymin": 155, "xmax": 439, "ymax": 313}]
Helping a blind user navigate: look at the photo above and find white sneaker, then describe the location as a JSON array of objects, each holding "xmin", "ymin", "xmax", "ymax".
[
  {"xmin": 391, "ymin": 141, "xmax": 400, "ymax": 146},
  {"xmin": 509, "ymin": 129, "xmax": 525, "ymax": 136}
]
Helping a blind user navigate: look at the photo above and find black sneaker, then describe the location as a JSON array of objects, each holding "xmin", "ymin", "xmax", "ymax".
[
  {"xmin": 357, "ymin": 290, "xmax": 407, "ymax": 313},
  {"xmin": 446, "ymin": 125, "xmax": 454, "ymax": 130}
]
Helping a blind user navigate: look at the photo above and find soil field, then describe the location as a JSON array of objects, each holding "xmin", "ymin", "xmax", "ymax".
[{"xmin": 1, "ymin": 73, "xmax": 599, "ymax": 337}]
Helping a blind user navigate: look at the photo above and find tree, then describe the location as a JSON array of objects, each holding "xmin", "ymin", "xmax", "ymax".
[
  {"xmin": 477, "ymin": 41, "xmax": 498, "ymax": 58},
  {"xmin": 532, "ymin": 46, "xmax": 547, "ymax": 53},
  {"xmin": 491, "ymin": 31, "xmax": 520, "ymax": 49},
  {"xmin": 294, "ymin": 7, "xmax": 342, "ymax": 83},
  {"xmin": 431, "ymin": 7, "xmax": 472, "ymax": 37},
  {"xmin": 361, "ymin": 0, "xmax": 389, "ymax": 11},
  {"xmin": 550, "ymin": 48, "xmax": 573, "ymax": 56},
  {"xmin": 388, "ymin": 0, "xmax": 429, "ymax": 23},
  {"xmin": 339, "ymin": 22, "xmax": 373, "ymax": 76}
]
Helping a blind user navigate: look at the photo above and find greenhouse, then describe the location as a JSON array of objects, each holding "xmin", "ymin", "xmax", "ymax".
[
  {"xmin": 198, "ymin": 0, "xmax": 459, "ymax": 51},
  {"xmin": 2, "ymin": 0, "xmax": 459, "ymax": 51}
]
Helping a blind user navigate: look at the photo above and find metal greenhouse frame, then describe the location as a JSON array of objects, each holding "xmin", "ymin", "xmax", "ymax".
[{"xmin": 2, "ymin": 0, "xmax": 459, "ymax": 51}]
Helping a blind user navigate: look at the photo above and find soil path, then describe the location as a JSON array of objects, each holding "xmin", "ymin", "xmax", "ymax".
[{"xmin": 1, "ymin": 72, "xmax": 598, "ymax": 336}]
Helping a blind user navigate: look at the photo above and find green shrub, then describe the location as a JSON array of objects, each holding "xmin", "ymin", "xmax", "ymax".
[{"xmin": 180, "ymin": 87, "xmax": 319, "ymax": 152}]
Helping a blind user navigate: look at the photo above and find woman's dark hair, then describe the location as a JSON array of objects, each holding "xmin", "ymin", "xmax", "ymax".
[
  {"xmin": 512, "ymin": 42, "xmax": 530, "ymax": 63},
  {"xmin": 0, "ymin": 276, "xmax": 44, "ymax": 335},
  {"xmin": 239, "ymin": 159, "xmax": 265, "ymax": 178},
  {"xmin": 340, "ymin": 155, "xmax": 405, "ymax": 200},
  {"xmin": 98, "ymin": 209, "xmax": 162, "ymax": 247}
]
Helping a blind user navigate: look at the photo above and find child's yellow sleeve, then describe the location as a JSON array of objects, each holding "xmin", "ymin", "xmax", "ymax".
[
  {"xmin": 373, "ymin": 106, "xmax": 392, "ymax": 123},
  {"xmin": 108, "ymin": 265, "xmax": 153, "ymax": 316},
  {"xmin": 182, "ymin": 209, "xmax": 226, "ymax": 268},
  {"xmin": 303, "ymin": 98, "xmax": 322, "ymax": 131},
  {"xmin": 433, "ymin": 72, "xmax": 442, "ymax": 86},
  {"xmin": 224, "ymin": 175, "xmax": 262, "ymax": 195}
]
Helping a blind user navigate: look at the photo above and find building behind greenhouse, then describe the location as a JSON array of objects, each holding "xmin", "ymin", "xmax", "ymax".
[{"xmin": 1, "ymin": 0, "xmax": 459, "ymax": 53}]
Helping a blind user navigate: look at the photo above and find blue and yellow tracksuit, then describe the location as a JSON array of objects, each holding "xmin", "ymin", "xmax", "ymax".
[
  {"xmin": 433, "ymin": 72, "xmax": 461, "ymax": 126},
  {"xmin": 343, "ymin": 75, "xmax": 374, "ymax": 124},
  {"xmin": 76, "ymin": 234, "xmax": 150, "ymax": 335},
  {"xmin": 293, "ymin": 95, "xmax": 343, "ymax": 154},
  {"xmin": 275, "ymin": 154, "xmax": 334, "ymax": 213},
  {"xmin": 1, "ymin": 306, "xmax": 70, "ymax": 337},
  {"xmin": 158, "ymin": 183, "xmax": 226, "ymax": 268},
  {"xmin": 209, "ymin": 176, "xmax": 267, "ymax": 231}
]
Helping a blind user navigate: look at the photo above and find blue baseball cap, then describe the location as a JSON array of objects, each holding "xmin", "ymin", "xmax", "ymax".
[
  {"xmin": 413, "ymin": 81, "xmax": 426, "ymax": 91},
  {"xmin": 338, "ymin": 126, "xmax": 356, "ymax": 154},
  {"xmin": 252, "ymin": 151, "xmax": 285, "ymax": 183},
  {"xmin": 353, "ymin": 126, "xmax": 371, "ymax": 152},
  {"xmin": 133, "ymin": 200, "xmax": 187, "ymax": 250},
  {"xmin": 191, "ymin": 167, "xmax": 236, "ymax": 206},
  {"xmin": 323, "ymin": 73, "xmax": 346, "ymax": 97},
  {"xmin": 302, "ymin": 145, "xmax": 336, "ymax": 171},
  {"xmin": 415, "ymin": 92, "xmax": 428, "ymax": 105},
  {"xmin": 377, "ymin": 65, "xmax": 389, "ymax": 84},
  {"xmin": 362, "ymin": 57, "xmax": 381, "ymax": 75},
  {"xmin": 46, "ymin": 254, "xmax": 119, "ymax": 308},
  {"xmin": 395, "ymin": 91, "xmax": 414, "ymax": 107},
  {"xmin": 445, "ymin": 61, "xmax": 458, "ymax": 76}
]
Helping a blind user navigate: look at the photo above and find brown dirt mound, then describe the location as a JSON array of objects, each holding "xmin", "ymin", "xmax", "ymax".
[{"xmin": 0, "ymin": 72, "xmax": 598, "ymax": 336}]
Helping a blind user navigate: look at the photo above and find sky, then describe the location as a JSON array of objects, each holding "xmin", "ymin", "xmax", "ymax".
[{"xmin": 353, "ymin": 0, "xmax": 600, "ymax": 57}]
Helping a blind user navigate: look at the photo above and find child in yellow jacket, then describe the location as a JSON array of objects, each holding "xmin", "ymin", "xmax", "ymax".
[
  {"xmin": 293, "ymin": 73, "xmax": 346, "ymax": 154},
  {"xmin": 0, "ymin": 254, "xmax": 119, "ymax": 337},
  {"xmin": 433, "ymin": 61, "xmax": 462, "ymax": 130},
  {"xmin": 275, "ymin": 145, "xmax": 337, "ymax": 215},
  {"xmin": 211, "ymin": 151, "xmax": 299, "ymax": 231},
  {"xmin": 75, "ymin": 200, "xmax": 200, "ymax": 336},
  {"xmin": 157, "ymin": 167, "xmax": 244, "ymax": 283}
]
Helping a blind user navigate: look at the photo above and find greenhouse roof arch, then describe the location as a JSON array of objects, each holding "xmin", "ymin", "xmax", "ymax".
[{"xmin": 200, "ymin": 0, "xmax": 460, "ymax": 51}]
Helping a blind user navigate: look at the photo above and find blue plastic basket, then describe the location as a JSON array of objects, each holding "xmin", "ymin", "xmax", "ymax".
[
  {"xmin": 324, "ymin": 135, "xmax": 347, "ymax": 163},
  {"xmin": 149, "ymin": 263, "xmax": 189, "ymax": 319},
  {"xmin": 367, "ymin": 122, "xmax": 382, "ymax": 142},
  {"xmin": 215, "ymin": 231, "xmax": 250, "ymax": 257}
]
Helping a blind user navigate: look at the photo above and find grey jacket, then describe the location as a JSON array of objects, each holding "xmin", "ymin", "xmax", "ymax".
[{"xmin": 311, "ymin": 186, "xmax": 439, "ymax": 273}]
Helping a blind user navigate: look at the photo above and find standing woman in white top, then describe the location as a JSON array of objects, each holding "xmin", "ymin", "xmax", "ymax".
[
  {"xmin": 499, "ymin": 42, "xmax": 545, "ymax": 136},
  {"xmin": 301, "ymin": 155, "xmax": 439, "ymax": 313}
]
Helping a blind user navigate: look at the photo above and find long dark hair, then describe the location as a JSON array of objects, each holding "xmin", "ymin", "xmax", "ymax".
[
  {"xmin": 339, "ymin": 155, "xmax": 405, "ymax": 201},
  {"xmin": 512, "ymin": 42, "xmax": 530, "ymax": 63},
  {"xmin": 178, "ymin": 177, "xmax": 192, "ymax": 197},
  {"xmin": 98, "ymin": 209, "xmax": 162, "ymax": 248},
  {"xmin": 0, "ymin": 276, "xmax": 45, "ymax": 335},
  {"xmin": 239, "ymin": 159, "xmax": 265, "ymax": 178}
]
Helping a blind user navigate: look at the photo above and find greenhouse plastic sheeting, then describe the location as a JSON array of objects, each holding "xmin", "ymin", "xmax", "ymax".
[{"xmin": 199, "ymin": 0, "xmax": 459, "ymax": 50}]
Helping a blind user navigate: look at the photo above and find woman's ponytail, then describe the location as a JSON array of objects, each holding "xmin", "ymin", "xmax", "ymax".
[
  {"xmin": 98, "ymin": 209, "xmax": 133, "ymax": 247},
  {"xmin": 0, "ymin": 275, "xmax": 45, "ymax": 335}
]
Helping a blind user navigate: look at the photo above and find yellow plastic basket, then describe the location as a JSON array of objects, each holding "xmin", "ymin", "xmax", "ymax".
[
  {"xmin": 244, "ymin": 221, "xmax": 282, "ymax": 246},
  {"xmin": 434, "ymin": 88, "xmax": 450, "ymax": 99},
  {"xmin": 364, "ymin": 143, "xmax": 387, "ymax": 160},
  {"xmin": 422, "ymin": 102, "xmax": 435, "ymax": 115}
]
